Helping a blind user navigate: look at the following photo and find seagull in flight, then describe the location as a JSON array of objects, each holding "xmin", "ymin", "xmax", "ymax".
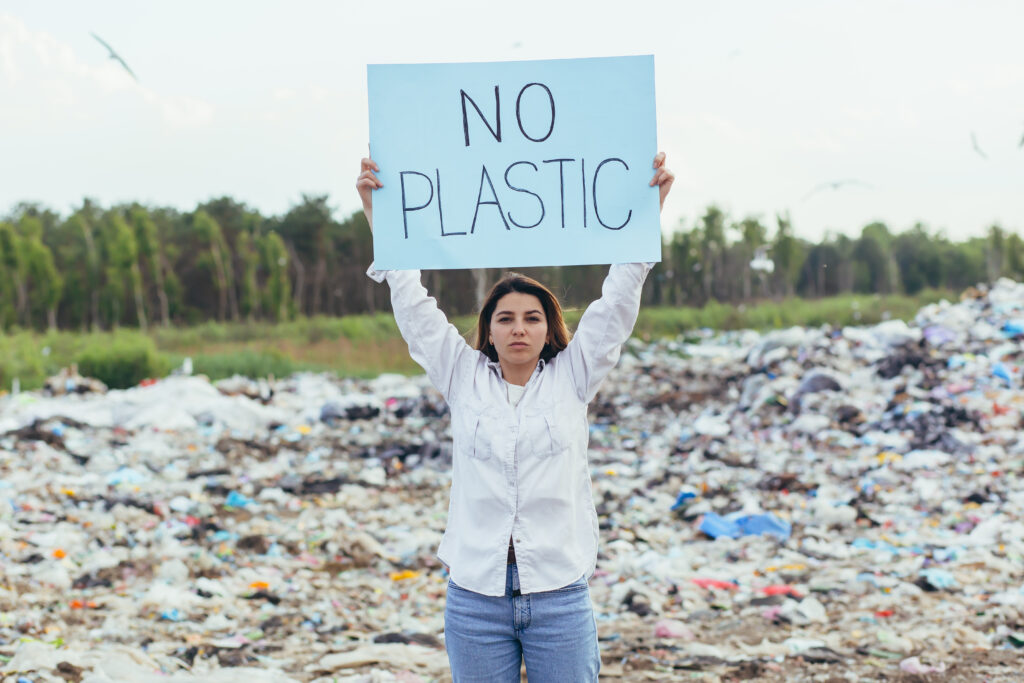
[
  {"xmin": 802, "ymin": 179, "xmax": 873, "ymax": 201},
  {"xmin": 90, "ymin": 32, "xmax": 138, "ymax": 82},
  {"xmin": 970, "ymin": 131, "xmax": 987, "ymax": 160}
]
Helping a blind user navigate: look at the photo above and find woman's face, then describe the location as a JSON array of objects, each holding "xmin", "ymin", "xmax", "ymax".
[{"xmin": 489, "ymin": 292, "xmax": 549, "ymax": 367}]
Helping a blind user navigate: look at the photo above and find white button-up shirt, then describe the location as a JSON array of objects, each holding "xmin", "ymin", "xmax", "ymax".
[{"xmin": 367, "ymin": 262, "xmax": 652, "ymax": 596}]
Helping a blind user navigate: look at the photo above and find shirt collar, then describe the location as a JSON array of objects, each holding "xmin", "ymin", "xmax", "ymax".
[{"xmin": 486, "ymin": 357, "xmax": 546, "ymax": 381}]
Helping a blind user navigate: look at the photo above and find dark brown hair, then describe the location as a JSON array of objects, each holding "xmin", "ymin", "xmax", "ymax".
[{"xmin": 475, "ymin": 273, "xmax": 570, "ymax": 363}]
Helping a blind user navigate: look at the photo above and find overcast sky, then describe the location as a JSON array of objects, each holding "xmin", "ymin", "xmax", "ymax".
[{"xmin": 1, "ymin": 0, "xmax": 1022, "ymax": 241}]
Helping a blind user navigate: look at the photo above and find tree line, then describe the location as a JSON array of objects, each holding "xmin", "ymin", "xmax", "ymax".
[{"xmin": 1, "ymin": 195, "xmax": 1021, "ymax": 331}]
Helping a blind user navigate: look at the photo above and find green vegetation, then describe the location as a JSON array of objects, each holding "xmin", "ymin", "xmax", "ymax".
[
  {"xmin": 0, "ymin": 290, "xmax": 952, "ymax": 391},
  {"xmin": 0, "ymin": 329, "xmax": 169, "ymax": 390},
  {"xmin": 634, "ymin": 289, "xmax": 948, "ymax": 338},
  {"xmin": 189, "ymin": 349, "xmax": 307, "ymax": 381},
  {"xmin": 0, "ymin": 195, "xmax": 1020, "ymax": 336},
  {"xmin": 1, "ymin": 190, "xmax": 1014, "ymax": 391},
  {"xmin": 77, "ymin": 334, "xmax": 169, "ymax": 389}
]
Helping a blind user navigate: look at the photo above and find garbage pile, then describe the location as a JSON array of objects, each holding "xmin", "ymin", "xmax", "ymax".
[{"xmin": 1, "ymin": 279, "xmax": 1023, "ymax": 682}]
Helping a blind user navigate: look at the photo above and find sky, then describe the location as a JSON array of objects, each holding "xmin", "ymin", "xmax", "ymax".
[{"xmin": 1, "ymin": 0, "xmax": 1022, "ymax": 242}]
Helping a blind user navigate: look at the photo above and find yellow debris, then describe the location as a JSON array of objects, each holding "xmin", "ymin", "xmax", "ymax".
[{"xmin": 389, "ymin": 570, "xmax": 420, "ymax": 581}]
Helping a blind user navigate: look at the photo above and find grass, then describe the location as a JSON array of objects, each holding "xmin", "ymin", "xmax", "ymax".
[
  {"xmin": 633, "ymin": 290, "xmax": 948, "ymax": 338},
  {"xmin": 0, "ymin": 290, "xmax": 953, "ymax": 391}
]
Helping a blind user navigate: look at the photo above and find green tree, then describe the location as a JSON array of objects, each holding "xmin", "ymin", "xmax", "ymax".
[
  {"xmin": 197, "ymin": 197, "xmax": 263, "ymax": 319},
  {"xmin": 664, "ymin": 223, "xmax": 701, "ymax": 306},
  {"xmin": 852, "ymin": 222, "xmax": 899, "ymax": 294},
  {"xmin": 275, "ymin": 194, "xmax": 336, "ymax": 316},
  {"xmin": 770, "ymin": 212, "xmax": 805, "ymax": 297},
  {"xmin": 191, "ymin": 209, "xmax": 234, "ymax": 321},
  {"xmin": 64, "ymin": 201, "xmax": 104, "ymax": 329},
  {"xmin": 99, "ymin": 212, "xmax": 145, "ymax": 329},
  {"xmin": 17, "ymin": 215, "xmax": 63, "ymax": 329},
  {"xmin": 1005, "ymin": 232, "xmax": 1024, "ymax": 281},
  {"xmin": 798, "ymin": 240, "xmax": 843, "ymax": 297},
  {"xmin": 131, "ymin": 206, "xmax": 171, "ymax": 327},
  {"xmin": 0, "ymin": 221, "xmax": 23, "ymax": 328},
  {"xmin": 235, "ymin": 230, "xmax": 260, "ymax": 321},
  {"xmin": 943, "ymin": 237, "xmax": 986, "ymax": 290},
  {"xmin": 736, "ymin": 216, "xmax": 768, "ymax": 299},
  {"xmin": 697, "ymin": 205, "xmax": 726, "ymax": 304},
  {"xmin": 892, "ymin": 224, "xmax": 944, "ymax": 295},
  {"xmin": 259, "ymin": 231, "xmax": 290, "ymax": 322},
  {"xmin": 0, "ymin": 221, "xmax": 29, "ymax": 325},
  {"xmin": 986, "ymin": 224, "xmax": 1007, "ymax": 281}
]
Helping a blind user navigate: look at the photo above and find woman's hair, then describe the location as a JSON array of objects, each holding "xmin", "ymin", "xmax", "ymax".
[{"xmin": 475, "ymin": 273, "xmax": 570, "ymax": 363}]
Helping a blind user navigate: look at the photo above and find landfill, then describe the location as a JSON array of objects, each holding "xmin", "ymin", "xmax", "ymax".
[{"xmin": 2, "ymin": 279, "xmax": 1023, "ymax": 682}]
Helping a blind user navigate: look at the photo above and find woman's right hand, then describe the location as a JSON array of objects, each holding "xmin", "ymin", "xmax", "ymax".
[
  {"xmin": 650, "ymin": 151, "xmax": 674, "ymax": 213},
  {"xmin": 356, "ymin": 157, "xmax": 382, "ymax": 230}
]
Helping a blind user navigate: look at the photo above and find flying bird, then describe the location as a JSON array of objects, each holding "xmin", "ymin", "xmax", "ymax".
[
  {"xmin": 801, "ymin": 179, "xmax": 873, "ymax": 201},
  {"xmin": 90, "ymin": 32, "xmax": 138, "ymax": 82},
  {"xmin": 970, "ymin": 131, "xmax": 987, "ymax": 160}
]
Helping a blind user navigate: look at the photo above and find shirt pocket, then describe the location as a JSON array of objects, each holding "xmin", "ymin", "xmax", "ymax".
[
  {"xmin": 454, "ymin": 408, "xmax": 493, "ymax": 461},
  {"xmin": 521, "ymin": 408, "xmax": 565, "ymax": 459}
]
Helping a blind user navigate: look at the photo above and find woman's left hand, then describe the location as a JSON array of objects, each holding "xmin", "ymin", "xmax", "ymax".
[{"xmin": 650, "ymin": 151, "xmax": 675, "ymax": 212}]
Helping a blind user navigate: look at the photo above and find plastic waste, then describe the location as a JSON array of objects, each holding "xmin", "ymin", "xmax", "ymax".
[
  {"xmin": 2, "ymin": 279, "xmax": 1024, "ymax": 679},
  {"xmin": 653, "ymin": 619, "xmax": 695, "ymax": 639},
  {"xmin": 899, "ymin": 656, "xmax": 947, "ymax": 674},
  {"xmin": 698, "ymin": 511, "xmax": 792, "ymax": 541}
]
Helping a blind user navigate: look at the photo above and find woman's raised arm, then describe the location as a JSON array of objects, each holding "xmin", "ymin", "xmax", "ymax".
[
  {"xmin": 558, "ymin": 152, "xmax": 674, "ymax": 401},
  {"xmin": 359, "ymin": 157, "xmax": 476, "ymax": 404}
]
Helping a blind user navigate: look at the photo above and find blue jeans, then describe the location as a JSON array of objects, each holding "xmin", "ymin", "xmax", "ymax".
[{"xmin": 444, "ymin": 563, "xmax": 600, "ymax": 682}]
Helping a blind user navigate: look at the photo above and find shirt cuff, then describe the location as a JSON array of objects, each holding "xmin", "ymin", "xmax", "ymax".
[
  {"xmin": 612, "ymin": 261, "xmax": 656, "ymax": 277},
  {"xmin": 366, "ymin": 262, "xmax": 388, "ymax": 283}
]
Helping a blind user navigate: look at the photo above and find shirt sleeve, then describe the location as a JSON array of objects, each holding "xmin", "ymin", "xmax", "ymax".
[
  {"xmin": 560, "ymin": 262, "xmax": 653, "ymax": 403},
  {"xmin": 367, "ymin": 263, "xmax": 476, "ymax": 403}
]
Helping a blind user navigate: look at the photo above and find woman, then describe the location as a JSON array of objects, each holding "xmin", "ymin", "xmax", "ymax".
[{"xmin": 357, "ymin": 153, "xmax": 674, "ymax": 682}]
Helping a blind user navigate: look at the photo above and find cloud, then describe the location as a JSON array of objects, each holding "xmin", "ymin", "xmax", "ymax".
[
  {"xmin": 149, "ymin": 91, "xmax": 215, "ymax": 127},
  {"xmin": 259, "ymin": 84, "xmax": 343, "ymax": 123},
  {"xmin": 0, "ymin": 14, "xmax": 24, "ymax": 81},
  {"xmin": 792, "ymin": 129, "xmax": 843, "ymax": 154},
  {"xmin": 0, "ymin": 13, "xmax": 213, "ymax": 128},
  {"xmin": 310, "ymin": 85, "xmax": 330, "ymax": 103},
  {"xmin": 697, "ymin": 112, "xmax": 751, "ymax": 146}
]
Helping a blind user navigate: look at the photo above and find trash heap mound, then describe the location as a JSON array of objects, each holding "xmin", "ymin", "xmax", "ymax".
[{"xmin": 1, "ymin": 280, "xmax": 1023, "ymax": 682}]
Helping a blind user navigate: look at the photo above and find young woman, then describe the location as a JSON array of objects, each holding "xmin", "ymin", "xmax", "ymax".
[{"xmin": 357, "ymin": 153, "xmax": 674, "ymax": 682}]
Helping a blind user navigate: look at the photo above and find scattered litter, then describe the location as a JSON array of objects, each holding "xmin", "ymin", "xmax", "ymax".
[
  {"xmin": 3, "ymin": 280, "xmax": 1024, "ymax": 679},
  {"xmin": 900, "ymin": 656, "xmax": 947, "ymax": 674},
  {"xmin": 43, "ymin": 365, "xmax": 108, "ymax": 396},
  {"xmin": 697, "ymin": 511, "xmax": 793, "ymax": 541}
]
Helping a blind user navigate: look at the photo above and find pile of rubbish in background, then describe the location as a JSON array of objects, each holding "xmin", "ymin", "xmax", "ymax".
[{"xmin": 1, "ymin": 279, "xmax": 1023, "ymax": 682}]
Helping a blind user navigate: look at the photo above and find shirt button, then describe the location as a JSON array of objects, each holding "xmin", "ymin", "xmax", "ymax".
[{"xmin": 516, "ymin": 538, "xmax": 523, "ymax": 543}]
